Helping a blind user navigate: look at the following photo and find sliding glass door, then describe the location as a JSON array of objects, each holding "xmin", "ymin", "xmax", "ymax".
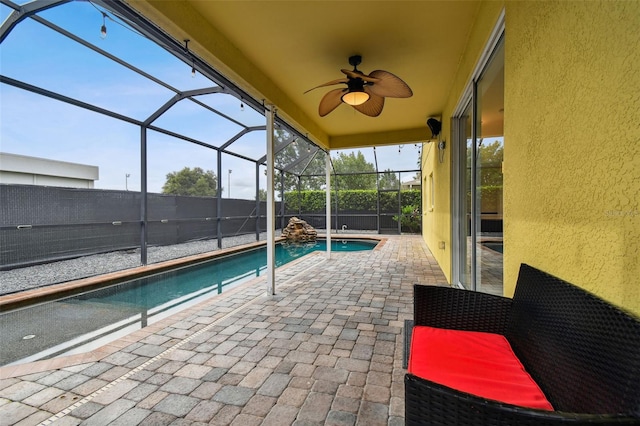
[{"xmin": 454, "ymin": 37, "xmax": 504, "ymax": 295}]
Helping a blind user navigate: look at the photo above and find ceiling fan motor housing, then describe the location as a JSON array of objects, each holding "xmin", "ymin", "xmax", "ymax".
[
  {"xmin": 348, "ymin": 55, "xmax": 363, "ymax": 68},
  {"xmin": 346, "ymin": 77, "xmax": 366, "ymax": 92}
]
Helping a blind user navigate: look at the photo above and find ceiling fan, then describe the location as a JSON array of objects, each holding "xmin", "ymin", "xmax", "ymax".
[{"xmin": 305, "ymin": 55, "xmax": 413, "ymax": 117}]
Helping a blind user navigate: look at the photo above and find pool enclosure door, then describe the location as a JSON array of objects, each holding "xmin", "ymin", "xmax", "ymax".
[{"xmin": 453, "ymin": 29, "xmax": 504, "ymax": 295}]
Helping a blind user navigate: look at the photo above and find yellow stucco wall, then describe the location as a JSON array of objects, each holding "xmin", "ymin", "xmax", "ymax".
[
  {"xmin": 421, "ymin": 131, "xmax": 451, "ymax": 281},
  {"xmin": 424, "ymin": 0, "xmax": 639, "ymax": 316},
  {"xmin": 504, "ymin": 1, "xmax": 640, "ymax": 315}
]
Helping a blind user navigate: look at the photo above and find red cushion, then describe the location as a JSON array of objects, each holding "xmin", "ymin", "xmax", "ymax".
[{"xmin": 408, "ymin": 326, "xmax": 553, "ymax": 411}]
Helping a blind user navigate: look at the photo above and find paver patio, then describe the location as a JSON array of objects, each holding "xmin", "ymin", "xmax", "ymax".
[{"xmin": 0, "ymin": 235, "xmax": 446, "ymax": 426}]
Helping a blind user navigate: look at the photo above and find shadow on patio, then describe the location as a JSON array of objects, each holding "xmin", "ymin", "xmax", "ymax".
[{"xmin": 0, "ymin": 235, "xmax": 446, "ymax": 426}]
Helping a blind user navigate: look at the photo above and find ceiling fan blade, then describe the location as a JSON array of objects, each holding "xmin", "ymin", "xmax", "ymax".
[
  {"xmin": 352, "ymin": 88, "xmax": 384, "ymax": 117},
  {"xmin": 319, "ymin": 88, "xmax": 346, "ymax": 117},
  {"xmin": 341, "ymin": 69, "xmax": 379, "ymax": 83},
  {"xmin": 367, "ymin": 70, "xmax": 413, "ymax": 98},
  {"xmin": 304, "ymin": 78, "xmax": 348, "ymax": 94}
]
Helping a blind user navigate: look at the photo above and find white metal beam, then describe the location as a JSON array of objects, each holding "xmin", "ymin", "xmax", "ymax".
[
  {"xmin": 266, "ymin": 105, "xmax": 276, "ymax": 295},
  {"xmin": 325, "ymin": 151, "xmax": 331, "ymax": 259}
]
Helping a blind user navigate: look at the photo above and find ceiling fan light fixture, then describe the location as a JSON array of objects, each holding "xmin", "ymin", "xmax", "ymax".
[
  {"xmin": 342, "ymin": 77, "xmax": 369, "ymax": 105},
  {"xmin": 342, "ymin": 90, "xmax": 369, "ymax": 106},
  {"xmin": 306, "ymin": 55, "xmax": 411, "ymax": 116}
]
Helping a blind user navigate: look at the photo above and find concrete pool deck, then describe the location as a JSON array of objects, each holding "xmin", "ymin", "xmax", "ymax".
[{"xmin": 0, "ymin": 235, "xmax": 447, "ymax": 425}]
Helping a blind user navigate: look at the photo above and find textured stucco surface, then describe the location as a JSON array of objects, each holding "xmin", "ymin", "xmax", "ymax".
[{"xmin": 504, "ymin": 1, "xmax": 640, "ymax": 315}]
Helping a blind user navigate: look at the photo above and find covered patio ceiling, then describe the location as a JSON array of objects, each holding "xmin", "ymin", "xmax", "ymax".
[{"xmin": 127, "ymin": 1, "xmax": 481, "ymax": 150}]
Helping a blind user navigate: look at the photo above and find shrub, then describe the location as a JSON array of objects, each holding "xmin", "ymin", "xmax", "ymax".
[
  {"xmin": 284, "ymin": 189, "xmax": 420, "ymax": 214},
  {"xmin": 393, "ymin": 205, "xmax": 421, "ymax": 233}
]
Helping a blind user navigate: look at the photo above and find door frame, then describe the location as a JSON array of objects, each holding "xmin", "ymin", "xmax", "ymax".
[{"xmin": 451, "ymin": 10, "xmax": 505, "ymax": 291}]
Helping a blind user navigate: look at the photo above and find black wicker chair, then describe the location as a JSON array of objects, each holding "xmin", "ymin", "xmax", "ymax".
[{"xmin": 404, "ymin": 263, "xmax": 640, "ymax": 425}]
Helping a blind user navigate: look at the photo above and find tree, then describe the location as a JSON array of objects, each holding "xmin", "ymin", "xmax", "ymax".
[
  {"xmin": 162, "ymin": 167, "xmax": 218, "ymax": 197},
  {"xmin": 299, "ymin": 151, "xmax": 327, "ymax": 190},
  {"xmin": 465, "ymin": 139, "xmax": 503, "ymax": 188},
  {"xmin": 466, "ymin": 139, "xmax": 504, "ymax": 213},
  {"xmin": 332, "ymin": 151, "xmax": 376, "ymax": 190},
  {"xmin": 378, "ymin": 169, "xmax": 400, "ymax": 190},
  {"xmin": 477, "ymin": 139, "xmax": 503, "ymax": 187},
  {"xmin": 274, "ymin": 129, "xmax": 326, "ymax": 196},
  {"xmin": 257, "ymin": 188, "xmax": 267, "ymax": 201}
]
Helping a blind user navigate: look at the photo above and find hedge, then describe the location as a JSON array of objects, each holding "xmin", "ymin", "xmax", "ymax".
[{"xmin": 284, "ymin": 189, "xmax": 420, "ymax": 214}]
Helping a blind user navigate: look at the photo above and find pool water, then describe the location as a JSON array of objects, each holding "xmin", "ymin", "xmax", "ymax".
[
  {"xmin": 482, "ymin": 242, "xmax": 504, "ymax": 254},
  {"xmin": 0, "ymin": 239, "xmax": 375, "ymax": 366},
  {"xmin": 75, "ymin": 239, "xmax": 373, "ymax": 310}
]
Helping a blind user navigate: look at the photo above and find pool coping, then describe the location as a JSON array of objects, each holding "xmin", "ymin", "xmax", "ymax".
[
  {"xmin": 0, "ymin": 239, "xmax": 283, "ymax": 311},
  {"xmin": 1, "ymin": 234, "xmax": 383, "ymax": 311}
]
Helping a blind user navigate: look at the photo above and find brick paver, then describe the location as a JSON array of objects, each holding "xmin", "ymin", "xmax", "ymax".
[{"xmin": 0, "ymin": 235, "xmax": 446, "ymax": 425}]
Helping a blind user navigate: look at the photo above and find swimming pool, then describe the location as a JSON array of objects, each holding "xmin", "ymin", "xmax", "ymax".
[
  {"xmin": 481, "ymin": 241, "xmax": 504, "ymax": 254},
  {"xmin": 0, "ymin": 239, "xmax": 376, "ymax": 366}
]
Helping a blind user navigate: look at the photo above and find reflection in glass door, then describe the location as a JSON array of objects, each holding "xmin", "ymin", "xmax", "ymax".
[
  {"xmin": 454, "ymin": 37, "xmax": 504, "ymax": 295},
  {"xmin": 476, "ymin": 38, "xmax": 504, "ymax": 295}
]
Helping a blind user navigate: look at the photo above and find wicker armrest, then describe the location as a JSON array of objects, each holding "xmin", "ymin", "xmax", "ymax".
[{"xmin": 413, "ymin": 284, "xmax": 512, "ymax": 335}]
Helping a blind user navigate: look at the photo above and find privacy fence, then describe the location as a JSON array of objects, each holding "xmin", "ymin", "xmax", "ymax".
[
  {"xmin": 0, "ymin": 184, "xmax": 420, "ymax": 270},
  {"xmin": 0, "ymin": 184, "xmax": 273, "ymax": 270}
]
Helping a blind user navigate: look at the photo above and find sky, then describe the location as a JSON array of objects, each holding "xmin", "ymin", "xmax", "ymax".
[{"xmin": 0, "ymin": 1, "xmax": 421, "ymax": 200}]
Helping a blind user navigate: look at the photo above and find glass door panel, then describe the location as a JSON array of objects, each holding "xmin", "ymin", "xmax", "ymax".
[{"xmin": 475, "ymin": 38, "xmax": 504, "ymax": 295}]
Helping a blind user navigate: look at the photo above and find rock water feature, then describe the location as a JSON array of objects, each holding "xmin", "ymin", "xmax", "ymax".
[{"xmin": 282, "ymin": 217, "xmax": 317, "ymax": 242}]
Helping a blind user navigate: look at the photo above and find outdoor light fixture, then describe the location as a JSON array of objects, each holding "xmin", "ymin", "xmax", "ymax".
[
  {"xmin": 342, "ymin": 90, "xmax": 369, "ymax": 106},
  {"xmin": 427, "ymin": 117, "xmax": 442, "ymax": 139},
  {"xmin": 100, "ymin": 12, "xmax": 107, "ymax": 39},
  {"xmin": 183, "ymin": 39, "xmax": 197, "ymax": 78},
  {"xmin": 424, "ymin": 117, "xmax": 445, "ymax": 162},
  {"xmin": 341, "ymin": 79, "xmax": 369, "ymax": 106}
]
